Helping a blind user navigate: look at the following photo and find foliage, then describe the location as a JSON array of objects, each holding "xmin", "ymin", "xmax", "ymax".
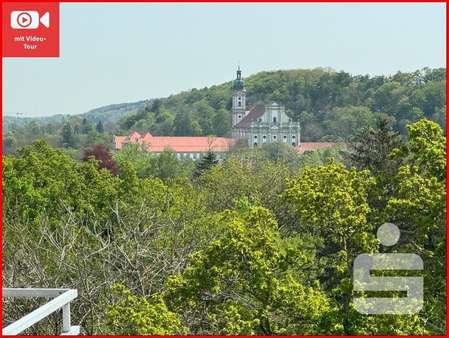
[
  {"xmin": 385, "ymin": 119, "xmax": 446, "ymax": 334},
  {"xmin": 3, "ymin": 140, "xmax": 120, "ymax": 229},
  {"xmin": 61, "ymin": 123, "xmax": 76, "ymax": 148},
  {"xmin": 193, "ymin": 151, "xmax": 218, "ymax": 178},
  {"xmin": 113, "ymin": 144, "xmax": 195, "ymax": 181},
  {"xmin": 285, "ymin": 161, "xmax": 378, "ymax": 333},
  {"xmin": 83, "ymin": 144, "xmax": 119, "ymax": 175},
  {"xmin": 347, "ymin": 115, "xmax": 402, "ymax": 174},
  {"xmin": 106, "ymin": 284, "xmax": 187, "ymax": 335},
  {"xmin": 2, "ymin": 117, "xmax": 446, "ymax": 335},
  {"xmin": 164, "ymin": 206, "xmax": 330, "ymax": 335}
]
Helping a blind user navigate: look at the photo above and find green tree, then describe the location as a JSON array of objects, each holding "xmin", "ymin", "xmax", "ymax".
[
  {"xmin": 114, "ymin": 143, "xmax": 154, "ymax": 178},
  {"xmin": 324, "ymin": 106, "xmax": 375, "ymax": 139},
  {"xmin": 285, "ymin": 161, "xmax": 377, "ymax": 334},
  {"xmin": 385, "ymin": 119, "xmax": 446, "ymax": 334},
  {"xmin": 96, "ymin": 120, "xmax": 105, "ymax": 133},
  {"xmin": 164, "ymin": 206, "xmax": 330, "ymax": 334},
  {"xmin": 212, "ymin": 108, "xmax": 231, "ymax": 136},
  {"xmin": 61, "ymin": 123, "xmax": 76, "ymax": 148},
  {"xmin": 106, "ymin": 284, "xmax": 187, "ymax": 335},
  {"xmin": 174, "ymin": 111, "xmax": 197, "ymax": 136},
  {"xmin": 3, "ymin": 140, "xmax": 120, "ymax": 229},
  {"xmin": 348, "ymin": 115, "xmax": 402, "ymax": 174},
  {"xmin": 347, "ymin": 115, "xmax": 403, "ymax": 215},
  {"xmin": 152, "ymin": 149, "xmax": 185, "ymax": 181},
  {"xmin": 193, "ymin": 151, "xmax": 218, "ymax": 178}
]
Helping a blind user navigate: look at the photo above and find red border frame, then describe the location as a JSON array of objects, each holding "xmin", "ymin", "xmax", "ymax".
[{"xmin": 0, "ymin": 1, "xmax": 447, "ymax": 337}]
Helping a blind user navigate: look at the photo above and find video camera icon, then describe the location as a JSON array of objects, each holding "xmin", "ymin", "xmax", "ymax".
[{"xmin": 11, "ymin": 11, "xmax": 50, "ymax": 29}]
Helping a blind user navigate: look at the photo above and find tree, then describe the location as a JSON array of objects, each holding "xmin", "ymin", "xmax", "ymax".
[
  {"xmin": 347, "ymin": 115, "xmax": 403, "ymax": 214},
  {"xmin": 193, "ymin": 151, "xmax": 218, "ymax": 178},
  {"xmin": 392, "ymin": 118, "xmax": 446, "ymax": 181},
  {"xmin": 113, "ymin": 143, "xmax": 154, "ymax": 178},
  {"xmin": 96, "ymin": 120, "xmax": 104, "ymax": 133},
  {"xmin": 285, "ymin": 161, "xmax": 377, "ymax": 334},
  {"xmin": 81, "ymin": 118, "xmax": 94, "ymax": 134},
  {"xmin": 258, "ymin": 142, "xmax": 299, "ymax": 165},
  {"xmin": 385, "ymin": 119, "xmax": 446, "ymax": 334},
  {"xmin": 348, "ymin": 115, "xmax": 402, "ymax": 174},
  {"xmin": 3, "ymin": 140, "xmax": 120, "ymax": 228},
  {"xmin": 83, "ymin": 144, "xmax": 119, "ymax": 175},
  {"xmin": 61, "ymin": 123, "xmax": 76, "ymax": 148},
  {"xmin": 152, "ymin": 149, "xmax": 184, "ymax": 181},
  {"xmin": 212, "ymin": 108, "xmax": 231, "ymax": 136},
  {"xmin": 107, "ymin": 284, "xmax": 187, "ymax": 335},
  {"xmin": 174, "ymin": 111, "xmax": 196, "ymax": 136},
  {"xmin": 151, "ymin": 98, "xmax": 162, "ymax": 115},
  {"xmin": 324, "ymin": 106, "xmax": 375, "ymax": 139},
  {"xmin": 164, "ymin": 205, "xmax": 330, "ymax": 334}
]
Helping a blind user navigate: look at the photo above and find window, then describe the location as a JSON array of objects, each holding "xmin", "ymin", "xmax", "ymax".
[
  {"xmin": 292, "ymin": 142, "xmax": 296, "ymax": 147},
  {"xmin": 238, "ymin": 114, "xmax": 242, "ymax": 119},
  {"xmin": 273, "ymin": 117, "xmax": 277, "ymax": 123},
  {"xmin": 238, "ymin": 101, "xmax": 241, "ymax": 107},
  {"xmin": 273, "ymin": 135, "xmax": 277, "ymax": 140},
  {"xmin": 254, "ymin": 142, "xmax": 258, "ymax": 147},
  {"xmin": 254, "ymin": 135, "xmax": 258, "ymax": 139},
  {"xmin": 262, "ymin": 135, "xmax": 266, "ymax": 143},
  {"xmin": 292, "ymin": 135, "xmax": 296, "ymax": 139}
]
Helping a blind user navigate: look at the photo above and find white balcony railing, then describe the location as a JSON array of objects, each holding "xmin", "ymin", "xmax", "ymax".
[{"xmin": 2, "ymin": 288, "xmax": 80, "ymax": 335}]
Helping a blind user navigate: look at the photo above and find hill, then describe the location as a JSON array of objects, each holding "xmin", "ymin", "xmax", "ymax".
[{"xmin": 3, "ymin": 67, "xmax": 446, "ymax": 153}]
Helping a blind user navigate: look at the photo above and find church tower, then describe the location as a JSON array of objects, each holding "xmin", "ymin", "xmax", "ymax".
[{"xmin": 232, "ymin": 66, "xmax": 246, "ymax": 127}]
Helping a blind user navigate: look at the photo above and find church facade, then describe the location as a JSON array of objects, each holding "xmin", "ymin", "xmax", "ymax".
[{"xmin": 231, "ymin": 67, "xmax": 301, "ymax": 148}]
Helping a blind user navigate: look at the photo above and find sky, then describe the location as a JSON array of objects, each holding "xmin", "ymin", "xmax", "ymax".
[{"xmin": 3, "ymin": 3, "xmax": 446, "ymax": 117}]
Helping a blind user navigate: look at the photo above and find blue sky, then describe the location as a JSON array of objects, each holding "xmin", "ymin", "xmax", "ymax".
[{"xmin": 3, "ymin": 3, "xmax": 446, "ymax": 117}]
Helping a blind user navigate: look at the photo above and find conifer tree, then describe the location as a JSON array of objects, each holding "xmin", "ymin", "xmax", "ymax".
[{"xmin": 193, "ymin": 151, "xmax": 218, "ymax": 178}]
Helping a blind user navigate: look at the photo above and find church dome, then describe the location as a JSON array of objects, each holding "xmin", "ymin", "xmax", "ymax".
[
  {"xmin": 232, "ymin": 67, "xmax": 245, "ymax": 91},
  {"xmin": 232, "ymin": 78, "xmax": 244, "ymax": 91}
]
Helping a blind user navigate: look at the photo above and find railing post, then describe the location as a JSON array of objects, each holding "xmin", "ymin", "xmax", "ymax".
[{"xmin": 62, "ymin": 303, "xmax": 71, "ymax": 333}]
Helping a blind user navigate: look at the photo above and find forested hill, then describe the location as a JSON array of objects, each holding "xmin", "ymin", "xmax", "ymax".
[
  {"xmin": 3, "ymin": 67, "xmax": 446, "ymax": 152},
  {"xmin": 122, "ymin": 67, "xmax": 446, "ymax": 141}
]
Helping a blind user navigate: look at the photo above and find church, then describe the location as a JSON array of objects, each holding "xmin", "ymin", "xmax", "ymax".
[
  {"xmin": 230, "ymin": 67, "xmax": 301, "ymax": 148},
  {"xmin": 114, "ymin": 67, "xmax": 334, "ymax": 158}
]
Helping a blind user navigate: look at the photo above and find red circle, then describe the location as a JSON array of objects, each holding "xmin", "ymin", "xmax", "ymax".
[{"xmin": 17, "ymin": 12, "xmax": 32, "ymax": 28}]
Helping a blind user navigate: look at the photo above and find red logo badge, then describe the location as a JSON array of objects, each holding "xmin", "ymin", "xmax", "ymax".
[{"xmin": 2, "ymin": 2, "xmax": 59, "ymax": 57}]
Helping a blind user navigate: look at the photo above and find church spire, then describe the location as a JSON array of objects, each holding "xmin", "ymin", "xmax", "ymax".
[
  {"xmin": 237, "ymin": 65, "xmax": 242, "ymax": 80},
  {"xmin": 232, "ymin": 66, "xmax": 244, "ymax": 91}
]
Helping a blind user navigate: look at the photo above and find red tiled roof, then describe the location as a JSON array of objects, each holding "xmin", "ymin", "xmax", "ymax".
[
  {"xmin": 115, "ymin": 133, "xmax": 234, "ymax": 153},
  {"xmin": 130, "ymin": 131, "xmax": 141, "ymax": 142},
  {"xmin": 294, "ymin": 142, "xmax": 336, "ymax": 154},
  {"xmin": 235, "ymin": 102, "xmax": 265, "ymax": 129},
  {"xmin": 114, "ymin": 136, "xmax": 128, "ymax": 150}
]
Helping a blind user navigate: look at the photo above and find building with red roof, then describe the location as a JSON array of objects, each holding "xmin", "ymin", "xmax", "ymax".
[
  {"xmin": 114, "ymin": 131, "xmax": 234, "ymax": 160},
  {"xmin": 114, "ymin": 67, "xmax": 336, "ymax": 159}
]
